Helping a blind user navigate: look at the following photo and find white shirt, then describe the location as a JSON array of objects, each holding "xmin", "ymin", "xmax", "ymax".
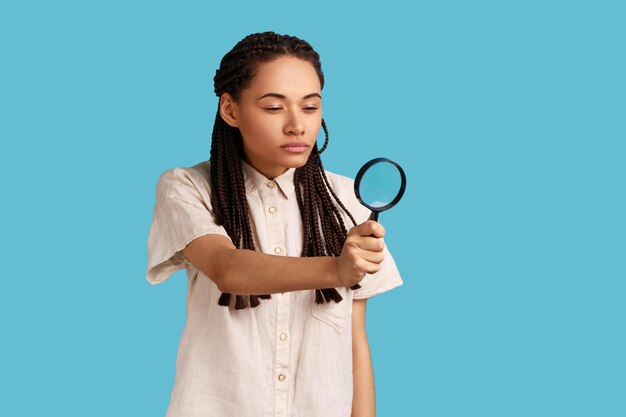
[{"xmin": 146, "ymin": 158, "xmax": 403, "ymax": 417}]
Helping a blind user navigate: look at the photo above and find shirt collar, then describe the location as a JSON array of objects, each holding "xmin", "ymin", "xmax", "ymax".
[{"xmin": 240, "ymin": 158, "xmax": 296, "ymax": 200}]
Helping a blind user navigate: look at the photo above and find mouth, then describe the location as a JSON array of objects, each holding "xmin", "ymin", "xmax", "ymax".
[{"xmin": 281, "ymin": 142, "xmax": 309, "ymax": 153}]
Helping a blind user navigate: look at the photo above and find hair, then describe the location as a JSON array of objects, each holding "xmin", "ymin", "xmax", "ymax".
[{"xmin": 210, "ymin": 31, "xmax": 359, "ymax": 310}]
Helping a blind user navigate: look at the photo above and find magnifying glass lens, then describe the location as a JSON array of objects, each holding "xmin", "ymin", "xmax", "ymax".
[{"xmin": 360, "ymin": 162, "xmax": 403, "ymax": 208}]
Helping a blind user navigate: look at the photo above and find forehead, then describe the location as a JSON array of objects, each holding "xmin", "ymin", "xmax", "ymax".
[{"xmin": 245, "ymin": 56, "xmax": 321, "ymax": 99}]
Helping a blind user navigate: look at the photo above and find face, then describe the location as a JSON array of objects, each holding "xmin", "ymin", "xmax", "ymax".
[{"xmin": 219, "ymin": 56, "xmax": 323, "ymax": 179}]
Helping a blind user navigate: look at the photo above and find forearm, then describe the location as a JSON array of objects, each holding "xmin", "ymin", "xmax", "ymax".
[
  {"xmin": 219, "ymin": 249, "xmax": 339, "ymax": 295},
  {"xmin": 352, "ymin": 337, "xmax": 376, "ymax": 417}
]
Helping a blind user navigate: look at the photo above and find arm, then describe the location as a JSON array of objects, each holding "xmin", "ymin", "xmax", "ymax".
[
  {"xmin": 181, "ymin": 221, "xmax": 387, "ymax": 295},
  {"xmin": 182, "ymin": 234, "xmax": 339, "ymax": 294},
  {"xmin": 352, "ymin": 298, "xmax": 376, "ymax": 417}
]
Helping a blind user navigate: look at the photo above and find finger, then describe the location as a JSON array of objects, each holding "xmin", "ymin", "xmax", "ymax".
[
  {"xmin": 350, "ymin": 222, "xmax": 373, "ymax": 238},
  {"xmin": 347, "ymin": 245, "xmax": 382, "ymax": 265},
  {"xmin": 362, "ymin": 259, "xmax": 383, "ymax": 274},
  {"xmin": 363, "ymin": 220, "xmax": 385, "ymax": 238},
  {"xmin": 357, "ymin": 247, "xmax": 385, "ymax": 264},
  {"xmin": 351, "ymin": 235, "xmax": 385, "ymax": 252}
]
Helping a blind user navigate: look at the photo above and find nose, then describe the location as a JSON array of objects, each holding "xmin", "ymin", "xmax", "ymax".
[{"xmin": 284, "ymin": 108, "xmax": 305, "ymax": 136}]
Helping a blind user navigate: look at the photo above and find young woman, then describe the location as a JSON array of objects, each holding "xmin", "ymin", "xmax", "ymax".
[{"xmin": 146, "ymin": 31, "xmax": 403, "ymax": 417}]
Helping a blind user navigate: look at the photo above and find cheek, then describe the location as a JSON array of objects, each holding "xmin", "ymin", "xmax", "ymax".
[
  {"xmin": 308, "ymin": 117, "xmax": 323, "ymax": 136},
  {"xmin": 239, "ymin": 114, "xmax": 276, "ymax": 142},
  {"xmin": 309, "ymin": 112, "xmax": 323, "ymax": 127}
]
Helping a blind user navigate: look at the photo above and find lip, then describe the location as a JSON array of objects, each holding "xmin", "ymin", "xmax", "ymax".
[
  {"xmin": 281, "ymin": 142, "xmax": 309, "ymax": 154},
  {"xmin": 281, "ymin": 142, "xmax": 308, "ymax": 148}
]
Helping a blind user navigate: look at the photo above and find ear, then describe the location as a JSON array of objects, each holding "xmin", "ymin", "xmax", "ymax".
[{"xmin": 219, "ymin": 93, "xmax": 240, "ymax": 128}]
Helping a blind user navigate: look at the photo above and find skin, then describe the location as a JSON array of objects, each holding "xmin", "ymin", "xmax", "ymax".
[
  {"xmin": 352, "ymin": 297, "xmax": 376, "ymax": 417},
  {"xmin": 218, "ymin": 55, "xmax": 323, "ymax": 179},
  {"xmin": 184, "ymin": 55, "xmax": 380, "ymax": 416}
]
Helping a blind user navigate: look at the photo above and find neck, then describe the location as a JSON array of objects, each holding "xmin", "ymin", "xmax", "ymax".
[{"xmin": 243, "ymin": 157, "xmax": 288, "ymax": 180}]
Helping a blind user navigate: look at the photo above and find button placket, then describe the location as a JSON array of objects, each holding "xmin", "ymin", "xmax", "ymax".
[
  {"xmin": 274, "ymin": 290, "xmax": 291, "ymax": 416},
  {"xmin": 261, "ymin": 186, "xmax": 285, "ymax": 257},
  {"xmin": 254, "ymin": 181, "xmax": 291, "ymax": 414}
]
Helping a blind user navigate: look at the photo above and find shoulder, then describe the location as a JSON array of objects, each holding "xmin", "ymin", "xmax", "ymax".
[
  {"xmin": 322, "ymin": 168, "xmax": 355, "ymax": 194},
  {"xmin": 154, "ymin": 159, "xmax": 212, "ymax": 203},
  {"xmin": 322, "ymin": 168, "xmax": 370, "ymax": 225}
]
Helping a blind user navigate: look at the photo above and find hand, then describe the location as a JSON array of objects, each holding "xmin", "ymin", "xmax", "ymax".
[{"xmin": 335, "ymin": 220, "xmax": 386, "ymax": 287}]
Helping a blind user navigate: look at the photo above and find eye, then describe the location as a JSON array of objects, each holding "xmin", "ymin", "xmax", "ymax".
[{"xmin": 264, "ymin": 107, "xmax": 283, "ymax": 111}]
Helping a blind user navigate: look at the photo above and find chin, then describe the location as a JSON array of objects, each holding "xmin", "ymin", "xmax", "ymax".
[{"xmin": 282, "ymin": 153, "xmax": 312, "ymax": 167}]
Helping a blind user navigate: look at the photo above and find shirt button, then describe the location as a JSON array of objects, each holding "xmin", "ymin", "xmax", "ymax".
[
  {"xmin": 268, "ymin": 206, "xmax": 276, "ymax": 214},
  {"xmin": 267, "ymin": 182, "xmax": 275, "ymax": 188},
  {"xmin": 274, "ymin": 247, "xmax": 282, "ymax": 254},
  {"xmin": 278, "ymin": 374, "xmax": 286, "ymax": 382},
  {"xmin": 280, "ymin": 333, "xmax": 287, "ymax": 341}
]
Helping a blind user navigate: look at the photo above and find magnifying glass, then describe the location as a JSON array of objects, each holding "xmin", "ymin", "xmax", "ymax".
[
  {"xmin": 350, "ymin": 157, "xmax": 406, "ymax": 290},
  {"xmin": 354, "ymin": 157, "xmax": 406, "ymax": 222}
]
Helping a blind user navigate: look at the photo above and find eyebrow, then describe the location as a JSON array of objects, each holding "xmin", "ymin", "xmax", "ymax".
[{"xmin": 257, "ymin": 92, "xmax": 322, "ymax": 101}]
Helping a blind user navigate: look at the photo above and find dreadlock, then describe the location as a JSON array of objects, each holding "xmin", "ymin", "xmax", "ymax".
[{"xmin": 210, "ymin": 31, "xmax": 359, "ymax": 310}]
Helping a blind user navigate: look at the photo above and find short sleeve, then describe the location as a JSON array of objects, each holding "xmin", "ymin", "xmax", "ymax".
[
  {"xmin": 146, "ymin": 167, "xmax": 232, "ymax": 285},
  {"xmin": 352, "ymin": 238, "xmax": 403, "ymax": 300},
  {"xmin": 331, "ymin": 172, "xmax": 404, "ymax": 300}
]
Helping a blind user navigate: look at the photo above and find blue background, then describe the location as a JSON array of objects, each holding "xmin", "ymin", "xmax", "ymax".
[{"xmin": 1, "ymin": 1, "xmax": 624, "ymax": 416}]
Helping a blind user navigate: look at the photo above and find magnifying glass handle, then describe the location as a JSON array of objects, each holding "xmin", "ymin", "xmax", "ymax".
[{"xmin": 368, "ymin": 211, "xmax": 380, "ymax": 237}]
